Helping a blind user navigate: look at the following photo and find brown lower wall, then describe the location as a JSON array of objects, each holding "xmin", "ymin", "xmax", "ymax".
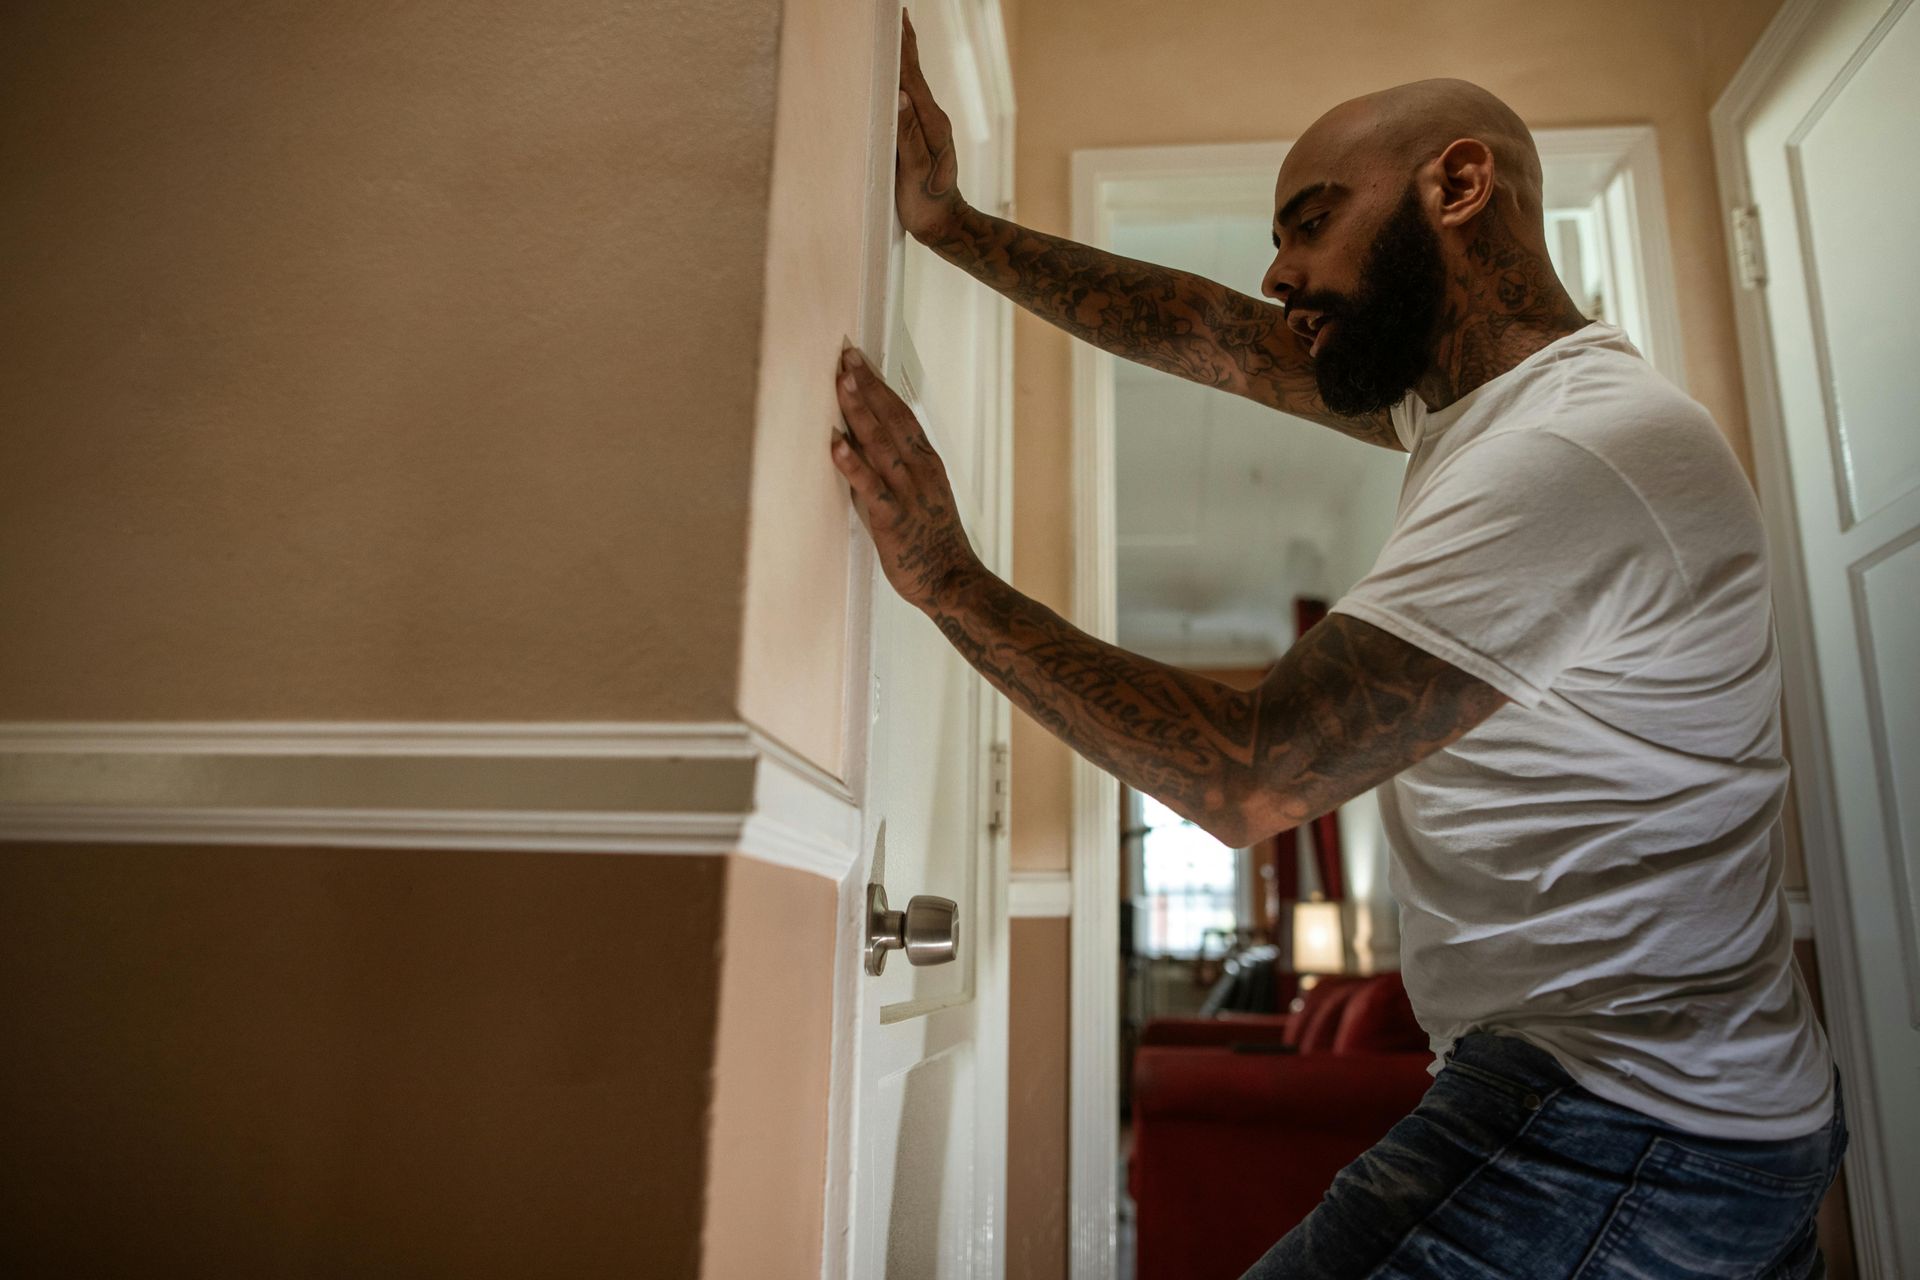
[
  {"xmin": 700, "ymin": 855, "xmax": 838, "ymax": 1279},
  {"xmin": 1008, "ymin": 916, "xmax": 1071, "ymax": 1280},
  {"xmin": 0, "ymin": 843, "xmax": 725, "ymax": 1277}
]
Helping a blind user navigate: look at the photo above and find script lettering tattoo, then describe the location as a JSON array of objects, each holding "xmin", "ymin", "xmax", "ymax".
[
  {"xmin": 926, "ymin": 570, "xmax": 1505, "ymax": 845},
  {"xmin": 925, "ymin": 567, "xmax": 1256, "ymax": 835},
  {"xmin": 922, "ymin": 205, "xmax": 1402, "ymax": 451}
]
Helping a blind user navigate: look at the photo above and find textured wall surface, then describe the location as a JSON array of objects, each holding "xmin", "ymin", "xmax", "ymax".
[
  {"xmin": 0, "ymin": 0, "xmax": 780, "ymax": 721},
  {"xmin": 701, "ymin": 854, "xmax": 840, "ymax": 1278},
  {"xmin": 1006, "ymin": 916, "xmax": 1071, "ymax": 1280},
  {"xmin": 0, "ymin": 844, "xmax": 726, "ymax": 1276}
]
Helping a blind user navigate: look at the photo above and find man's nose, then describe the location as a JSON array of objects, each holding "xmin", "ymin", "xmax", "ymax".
[{"xmin": 1262, "ymin": 254, "xmax": 1302, "ymax": 305}]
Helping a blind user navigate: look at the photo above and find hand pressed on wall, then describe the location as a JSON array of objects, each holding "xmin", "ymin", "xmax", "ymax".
[
  {"xmin": 895, "ymin": 7, "xmax": 965, "ymax": 243},
  {"xmin": 829, "ymin": 346, "xmax": 983, "ymax": 613}
]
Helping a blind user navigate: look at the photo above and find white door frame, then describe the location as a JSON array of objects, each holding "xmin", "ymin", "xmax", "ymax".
[
  {"xmin": 1064, "ymin": 129, "xmax": 1689, "ymax": 1280},
  {"xmin": 1709, "ymin": 0, "xmax": 1901, "ymax": 1269},
  {"xmin": 818, "ymin": 1, "xmax": 1018, "ymax": 1276}
]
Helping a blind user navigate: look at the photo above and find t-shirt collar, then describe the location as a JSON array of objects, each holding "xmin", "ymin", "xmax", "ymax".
[{"xmin": 1410, "ymin": 320, "xmax": 1611, "ymax": 445}]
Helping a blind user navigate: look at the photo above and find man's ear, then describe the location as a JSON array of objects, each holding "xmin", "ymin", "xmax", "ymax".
[{"xmin": 1432, "ymin": 137, "xmax": 1496, "ymax": 230}]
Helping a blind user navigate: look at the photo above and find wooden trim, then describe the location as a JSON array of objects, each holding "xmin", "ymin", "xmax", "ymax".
[
  {"xmin": 1524, "ymin": 125, "xmax": 1689, "ymax": 388},
  {"xmin": 1010, "ymin": 869, "xmax": 1073, "ymax": 918},
  {"xmin": 0, "ymin": 720, "xmax": 859, "ymax": 878},
  {"xmin": 1067, "ymin": 141, "xmax": 1122, "ymax": 1280}
]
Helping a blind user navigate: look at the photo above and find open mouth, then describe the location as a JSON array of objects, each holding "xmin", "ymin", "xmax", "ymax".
[{"xmin": 1308, "ymin": 317, "xmax": 1337, "ymax": 360}]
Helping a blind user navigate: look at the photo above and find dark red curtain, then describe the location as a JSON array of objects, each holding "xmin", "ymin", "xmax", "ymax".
[
  {"xmin": 1267, "ymin": 826, "xmax": 1299, "ymax": 932},
  {"xmin": 1294, "ymin": 597, "xmax": 1345, "ymax": 902}
]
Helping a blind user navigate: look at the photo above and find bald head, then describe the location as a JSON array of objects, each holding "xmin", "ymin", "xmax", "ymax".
[
  {"xmin": 1283, "ymin": 78, "xmax": 1545, "ymax": 233},
  {"xmin": 1261, "ymin": 78, "xmax": 1587, "ymax": 415}
]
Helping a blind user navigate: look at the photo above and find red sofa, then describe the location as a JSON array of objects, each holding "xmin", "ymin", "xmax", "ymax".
[{"xmin": 1129, "ymin": 972, "xmax": 1435, "ymax": 1280}]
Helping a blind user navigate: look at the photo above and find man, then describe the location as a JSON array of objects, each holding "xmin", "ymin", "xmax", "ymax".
[{"xmin": 827, "ymin": 13, "xmax": 1844, "ymax": 1277}]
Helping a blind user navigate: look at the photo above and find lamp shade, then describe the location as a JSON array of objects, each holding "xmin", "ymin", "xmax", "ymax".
[{"xmin": 1292, "ymin": 899, "xmax": 1345, "ymax": 974}]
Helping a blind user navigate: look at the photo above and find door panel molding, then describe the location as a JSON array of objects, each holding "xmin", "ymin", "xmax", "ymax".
[
  {"xmin": 1782, "ymin": 0, "xmax": 1920, "ymax": 531},
  {"xmin": 1846, "ymin": 526, "xmax": 1920, "ymax": 1027}
]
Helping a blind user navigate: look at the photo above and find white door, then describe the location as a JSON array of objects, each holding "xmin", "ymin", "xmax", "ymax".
[
  {"xmin": 845, "ymin": 1, "xmax": 1015, "ymax": 1277},
  {"xmin": 1725, "ymin": 0, "xmax": 1920, "ymax": 1271}
]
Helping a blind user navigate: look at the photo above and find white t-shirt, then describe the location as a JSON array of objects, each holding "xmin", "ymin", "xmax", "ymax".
[{"xmin": 1330, "ymin": 321, "xmax": 1834, "ymax": 1140}]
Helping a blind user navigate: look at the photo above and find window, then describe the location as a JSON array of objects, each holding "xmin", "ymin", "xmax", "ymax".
[{"xmin": 1133, "ymin": 792, "xmax": 1241, "ymax": 956}]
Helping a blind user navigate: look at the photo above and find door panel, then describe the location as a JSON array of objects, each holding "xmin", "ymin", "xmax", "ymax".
[
  {"xmin": 1789, "ymin": 2, "xmax": 1920, "ymax": 527},
  {"xmin": 1739, "ymin": 0, "xmax": 1920, "ymax": 1269}
]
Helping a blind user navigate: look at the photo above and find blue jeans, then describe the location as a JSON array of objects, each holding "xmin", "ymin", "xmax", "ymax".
[{"xmin": 1239, "ymin": 1030, "xmax": 1847, "ymax": 1279}]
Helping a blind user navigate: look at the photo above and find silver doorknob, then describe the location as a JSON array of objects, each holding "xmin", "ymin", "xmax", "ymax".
[{"xmin": 865, "ymin": 883, "xmax": 959, "ymax": 976}]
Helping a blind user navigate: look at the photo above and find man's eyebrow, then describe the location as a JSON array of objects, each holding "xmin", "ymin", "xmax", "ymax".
[{"xmin": 1271, "ymin": 181, "xmax": 1339, "ymax": 245}]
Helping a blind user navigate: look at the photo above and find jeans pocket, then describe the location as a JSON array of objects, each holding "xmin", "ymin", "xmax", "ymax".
[
  {"xmin": 1441, "ymin": 1056, "xmax": 1547, "ymax": 1111},
  {"xmin": 1574, "ymin": 1135, "xmax": 1831, "ymax": 1279}
]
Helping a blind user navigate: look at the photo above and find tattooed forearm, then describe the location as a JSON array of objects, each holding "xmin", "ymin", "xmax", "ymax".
[
  {"xmin": 925, "ymin": 568, "xmax": 1506, "ymax": 847},
  {"xmin": 926, "ymin": 565, "xmax": 1259, "ymax": 843},
  {"xmin": 921, "ymin": 203, "xmax": 1401, "ymax": 451},
  {"xmin": 1238, "ymin": 612, "xmax": 1508, "ymax": 837}
]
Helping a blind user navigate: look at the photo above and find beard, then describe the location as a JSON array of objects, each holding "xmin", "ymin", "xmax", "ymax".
[{"xmin": 1296, "ymin": 182, "xmax": 1448, "ymax": 417}]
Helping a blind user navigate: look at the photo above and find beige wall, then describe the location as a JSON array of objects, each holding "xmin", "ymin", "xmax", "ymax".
[
  {"xmin": 0, "ymin": 844, "xmax": 725, "ymax": 1275},
  {"xmin": 1, "ymin": 0, "xmax": 858, "ymax": 1273},
  {"xmin": 0, "ymin": 0, "xmax": 779, "ymax": 723},
  {"xmin": 1001, "ymin": 3, "xmax": 1791, "ymax": 1276}
]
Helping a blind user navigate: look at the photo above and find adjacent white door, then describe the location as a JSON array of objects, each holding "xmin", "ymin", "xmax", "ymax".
[
  {"xmin": 845, "ymin": 1, "xmax": 1015, "ymax": 1276},
  {"xmin": 1719, "ymin": 0, "xmax": 1920, "ymax": 1271}
]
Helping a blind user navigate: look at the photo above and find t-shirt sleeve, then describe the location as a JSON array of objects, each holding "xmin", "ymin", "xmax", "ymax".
[{"xmin": 1329, "ymin": 429, "xmax": 1686, "ymax": 708}]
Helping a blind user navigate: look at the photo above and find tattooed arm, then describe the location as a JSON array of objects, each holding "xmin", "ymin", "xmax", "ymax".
[
  {"xmin": 922, "ymin": 203, "xmax": 1402, "ymax": 452},
  {"xmin": 927, "ymin": 569, "xmax": 1506, "ymax": 846},
  {"xmin": 892, "ymin": 13, "xmax": 1399, "ymax": 452},
  {"xmin": 829, "ymin": 343, "xmax": 1501, "ymax": 846}
]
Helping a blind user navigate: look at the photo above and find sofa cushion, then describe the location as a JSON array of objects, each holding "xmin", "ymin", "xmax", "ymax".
[
  {"xmin": 1288, "ymin": 975, "xmax": 1368, "ymax": 1053},
  {"xmin": 1129, "ymin": 1047, "xmax": 1438, "ymax": 1279},
  {"xmin": 1331, "ymin": 972, "xmax": 1428, "ymax": 1054}
]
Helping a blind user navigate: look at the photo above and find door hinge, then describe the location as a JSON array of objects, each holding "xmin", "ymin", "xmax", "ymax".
[
  {"xmin": 987, "ymin": 740, "xmax": 1010, "ymax": 837},
  {"xmin": 1731, "ymin": 205, "xmax": 1767, "ymax": 290}
]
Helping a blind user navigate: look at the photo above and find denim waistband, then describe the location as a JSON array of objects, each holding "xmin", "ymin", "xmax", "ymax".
[
  {"xmin": 1446, "ymin": 1029, "xmax": 1578, "ymax": 1092},
  {"xmin": 1447, "ymin": 1029, "xmax": 1848, "ymax": 1153}
]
